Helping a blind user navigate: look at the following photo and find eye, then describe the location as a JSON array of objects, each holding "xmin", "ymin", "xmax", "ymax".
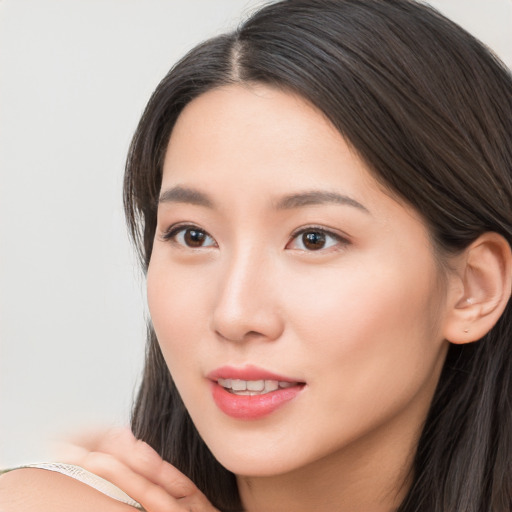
[
  {"xmin": 287, "ymin": 227, "xmax": 347, "ymax": 252},
  {"xmin": 162, "ymin": 224, "xmax": 217, "ymax": 248}
]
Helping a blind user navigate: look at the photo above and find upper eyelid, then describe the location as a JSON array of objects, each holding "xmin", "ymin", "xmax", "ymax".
[
  {"xmin": 160, "ymin": 223, "xmax": 216, "ymax": 245},
  {"xmin": 289, "ymin": 225, "xmax": 350, "ymax": 241},
  {"xmin": 161, "ymin": 222, "xmax": 208, "ymax": 236},
  {"xmin": 286, "ymin": 225, "xmax": 352, "ymax": 253},
  {"xmin": 159, "ymin": 223, "xmax": 351, "ymax": 245}
]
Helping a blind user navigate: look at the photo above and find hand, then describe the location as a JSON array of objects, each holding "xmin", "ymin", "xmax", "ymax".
[{"xmin": 57, "ymin": 427, "xmax": 221, "ymax": 512}]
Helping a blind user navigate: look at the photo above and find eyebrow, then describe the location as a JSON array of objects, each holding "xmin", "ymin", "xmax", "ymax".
[
  {"xmin": 158, "ymin": 186, "xmax": 369, "ymax": 214},
  {"xmin": 275, "ymin": 190, "xmax": 370, "ymax": 213},
  {"xmin": 158, "ymin": 186, "xmax": 214, "ymax": 208}
]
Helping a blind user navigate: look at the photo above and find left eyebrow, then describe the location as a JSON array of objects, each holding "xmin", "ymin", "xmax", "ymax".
[
  {"xmin": 275, "ymin": 190, "xmax": 370, "ymax": 214},
  {"xmin": 157, "ymin": 186, "xmax": 215, "ymax": 208}
]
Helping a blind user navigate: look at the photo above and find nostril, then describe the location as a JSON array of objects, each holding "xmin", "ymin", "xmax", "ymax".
[{"xmin": 214, "ymin": 329, "xmax": 265, "ymax": 343}]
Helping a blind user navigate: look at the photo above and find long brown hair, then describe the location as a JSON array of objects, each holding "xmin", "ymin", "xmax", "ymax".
[{"xmin": 124, "ymin": 1, "xmax": 512, "ymax": 510}]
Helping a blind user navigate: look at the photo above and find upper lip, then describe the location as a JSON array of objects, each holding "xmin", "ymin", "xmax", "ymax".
[{"xmin": 207, "ymin": 365, "xmax": 303, "ymax": 383}]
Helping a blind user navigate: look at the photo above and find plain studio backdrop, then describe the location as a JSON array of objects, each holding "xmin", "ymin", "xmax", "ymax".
[{"xmin": 1, "ymin": 0, "xmax": 511, "ymax": 467}]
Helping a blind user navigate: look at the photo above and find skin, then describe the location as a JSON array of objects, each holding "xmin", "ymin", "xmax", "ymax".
[
  {"xmin": 147, "ymin": 84, "xmax": 458, "ymax": 511},
  {"xmin": 2, "ymin": 85, "xmax": 509, "ymax": 512},
  {"xmin": 0, "ymin": 468, "xmax": 136, "ymax": 512},
  {"xmin": 0, "ymin": 429, "xmax": 219, "ymax": 512}
]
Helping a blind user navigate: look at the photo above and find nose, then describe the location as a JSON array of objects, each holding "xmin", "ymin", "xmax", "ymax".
[{"xmin": 211, "ymin": 248, "xmax": 284, "ymax": 343}]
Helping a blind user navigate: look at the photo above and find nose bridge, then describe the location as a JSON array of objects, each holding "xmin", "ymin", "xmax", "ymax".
[{"xmin": 212, "ymin": 241, "xmax": 282, "ymax": 342}]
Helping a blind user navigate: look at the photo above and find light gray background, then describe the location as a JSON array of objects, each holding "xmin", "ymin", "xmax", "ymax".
[{"xmin": 1, "ymin": 0, "xmax": 511, "ymax": 467}]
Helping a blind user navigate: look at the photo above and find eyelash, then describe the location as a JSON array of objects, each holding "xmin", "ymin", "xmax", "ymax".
[
  {"xmin": 287, "ymin": 226, "xmax": 350, "ymax": 252},
  {"xmin": 160, "ymin": 224, "xmax": 350, "ymax": 252},
  {"xmin": 161, "ymin": 224, "xmax": 217, "ymax": 248}
]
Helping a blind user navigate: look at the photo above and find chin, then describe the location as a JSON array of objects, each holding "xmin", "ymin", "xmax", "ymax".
[
  {"xmin": 217, "ymin": 454, "xmax": 296, "ymax": 478},
  {"xmin": 203, "ymin": 437, "xmax": 311, "ymax": 478}
]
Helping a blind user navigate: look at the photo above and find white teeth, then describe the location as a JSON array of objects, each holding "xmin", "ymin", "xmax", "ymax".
[
  {"xmin": 217, "ymin": 378, "xmax": 297, "ymax": 395},
  {"xmin": 247, "ymin": 380, "xmax": 265, "ymax": 391},
  {"xmin": 264, "ymin": 380, "xmax": 279, "ymax": 392},
  {"xmin": 231, "ymin": 379, "xmax": 246, "ymax": 391},
  {"xmin": 219, "ymin": 378, "xmax": 231, "ymax": 388}
]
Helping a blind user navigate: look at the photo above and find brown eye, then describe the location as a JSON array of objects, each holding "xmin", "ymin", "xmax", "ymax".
[
  {"xmin": 287, "ymin": 227, "xmax": 346, "ymax": 252},
  {"xmin": 184, "ymin": 228, "xmax": 208, "ymax": 247},
  {"xmin": 301, "ymin": 231, "xmax": 326, "ymax": 250},
  {"xmin": 163, "ymin": 225, "xmax": 216, "ymax": 248}
]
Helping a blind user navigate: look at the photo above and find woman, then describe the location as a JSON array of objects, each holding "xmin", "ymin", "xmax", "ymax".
[{"xmin": 1, "ymin": 0, "xmax": 511, "ymax": 511}]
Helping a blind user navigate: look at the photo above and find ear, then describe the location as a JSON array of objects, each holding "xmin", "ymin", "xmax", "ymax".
[{"xmin": 443, "ymin": 232, "xmax": 512, "ymax": 344}]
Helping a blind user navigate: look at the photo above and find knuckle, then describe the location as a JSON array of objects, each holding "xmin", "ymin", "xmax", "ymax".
[
  {"xmin": 142, "ymin": 484, "xmax": 178, "ymax": 511},
  {"xmin": 178, "ymin": 494, "xmax": 213, "ymax": 512},
  {"xmin": 83, "ymin": 451, "xmax": 116, "ymax": 475},
  {"xmin": 169, "ymin": 476, "xmax": 196, "ymax": 498},
  {"xmin": 133, "ymin": 440, "xmax": 162, "ymax": 474},
  {"xmin": 135, "ymin": 439, "xmax": 157, "ymax": 461}
]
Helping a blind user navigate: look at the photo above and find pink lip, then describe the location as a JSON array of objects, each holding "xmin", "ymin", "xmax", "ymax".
[
  {"xmin": 207, "ymin": 365, "xmax": 299, "ymax": 383},
  {"xmin": 207, "ymin": 365, "xmax": 305, "ymax": 420}
]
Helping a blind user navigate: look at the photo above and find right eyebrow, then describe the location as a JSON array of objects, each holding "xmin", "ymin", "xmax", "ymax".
[
  {"xmin": 157, "ymin": 186, "xmax": 214, "ymax": 208},
  {"xmin": 275, "ymin": 190, "xmax": 370, "ymax": 214}
]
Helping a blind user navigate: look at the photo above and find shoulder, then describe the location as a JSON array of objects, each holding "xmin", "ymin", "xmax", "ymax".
[{"xmin": 0, "ymin": 468, "xmax": 137, "ymax": 512}]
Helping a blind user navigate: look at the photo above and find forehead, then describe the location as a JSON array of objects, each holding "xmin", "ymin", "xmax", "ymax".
[
  {"xmin": 163, "ymin": 84, "xmax": 378, "ymax": 197},
  {"xmin": 159, "ymin": 84, "xmax": 436, "ymax": 265},
  {"xmin": 163, "ymin": 84, "xmax": 428, "ymax": 234}
]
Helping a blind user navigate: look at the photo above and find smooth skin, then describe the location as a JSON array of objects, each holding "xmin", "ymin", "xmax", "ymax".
[
  {"xmin": 1, "ymin": 85, "xmax": 510, "ymax": 512},
  {"xmin": 0, "ymin": 428, "xmax": 219, "ymax": 512},
  {"xmin": 146, "ymin": 84, "xmax": 511, "ymax": 511},
  {"xmin": 0, "ymin": 467, "xmax": 137, "ymax": 512}
]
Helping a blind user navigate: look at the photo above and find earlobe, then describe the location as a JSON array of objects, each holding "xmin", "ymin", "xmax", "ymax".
[{"xmin": 443, "ymin": 232, "xmax": 512, "ymax": 344}]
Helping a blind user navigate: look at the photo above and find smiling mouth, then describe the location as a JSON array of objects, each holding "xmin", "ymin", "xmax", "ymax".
[{"xmin": 217, "ymin": 378, "xmax": 301, "ymax": 396}]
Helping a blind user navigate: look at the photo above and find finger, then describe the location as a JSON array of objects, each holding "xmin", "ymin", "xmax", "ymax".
[
  {"xmin": 50, "ymin": 426, "xmax": 112, "ymax": 459},
  {"xmin": 60, "ymin": 428, "xmax": 216, "ymax": 511},
  {"xmin": 60, "ymin": 425, "xmax": 114, "ymax": 446},
  {"xmin": 91, "ymin": 428, "xmax": 198, "ymax": 499},
  {"xmin": 75, "ymin": 450, "xmax": 188, "ymax": 512},
  {"xmin": 55, "ymin": 443, "xmax": 90, "ymax": 464}
]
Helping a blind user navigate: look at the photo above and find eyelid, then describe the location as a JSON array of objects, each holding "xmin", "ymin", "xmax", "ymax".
[
  {"xmin": 160, "ymin": 222, "xmax": 190, "ymax": 240},
  {"xmin": 287, "ymin": 225, "xmax": 351, "ymax": 251},
  {"xmin": 159, "ymin": 222, "xmax": 349, "ymax": 251},
  {"xmin": 160, "ymin": 223, "xmax": 217, "ymax": 248}
]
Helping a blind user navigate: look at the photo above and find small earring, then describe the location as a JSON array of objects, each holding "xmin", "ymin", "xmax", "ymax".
[{"xmin": 463, "ymin": 299, "xmax": 472, "ymax": 334}]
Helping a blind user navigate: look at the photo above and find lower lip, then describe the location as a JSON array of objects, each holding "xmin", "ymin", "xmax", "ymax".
[{"xmin": 210, "ymin": 381, "xmax": 304, "ymax": 420}]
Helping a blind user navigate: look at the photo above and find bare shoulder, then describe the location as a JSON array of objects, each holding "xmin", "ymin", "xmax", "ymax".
[{"xmin": 0, "ymin": 468, "xmax": 137, "ymax": 512}]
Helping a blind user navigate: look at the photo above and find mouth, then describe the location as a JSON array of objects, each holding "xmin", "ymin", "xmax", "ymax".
[
  {"xmin": 207, "ymin": 365, "xmax": 306, "ymax": 420},
  {"xmin": 217, "ymin": 378, "xmax": 299, "ymax": 396}
]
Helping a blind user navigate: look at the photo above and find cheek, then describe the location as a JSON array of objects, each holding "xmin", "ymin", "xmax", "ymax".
[
  {"xmin": 146, "ymin": 257, "xmax": 209, "ymax": 369},
  {"xmin": 285, "ymin": 255, "xmax": 445, "ymax": 403}
]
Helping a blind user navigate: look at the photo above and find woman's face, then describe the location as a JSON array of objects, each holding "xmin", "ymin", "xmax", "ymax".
[{"xmin": 147, "ymin": 84, "xmax": 452, "ymax": 477}]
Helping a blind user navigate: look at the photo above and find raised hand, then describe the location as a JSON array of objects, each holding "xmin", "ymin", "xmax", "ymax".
[{"xmin": 59, "ymin": 427, "xmax": 221, "ymax": 512}]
